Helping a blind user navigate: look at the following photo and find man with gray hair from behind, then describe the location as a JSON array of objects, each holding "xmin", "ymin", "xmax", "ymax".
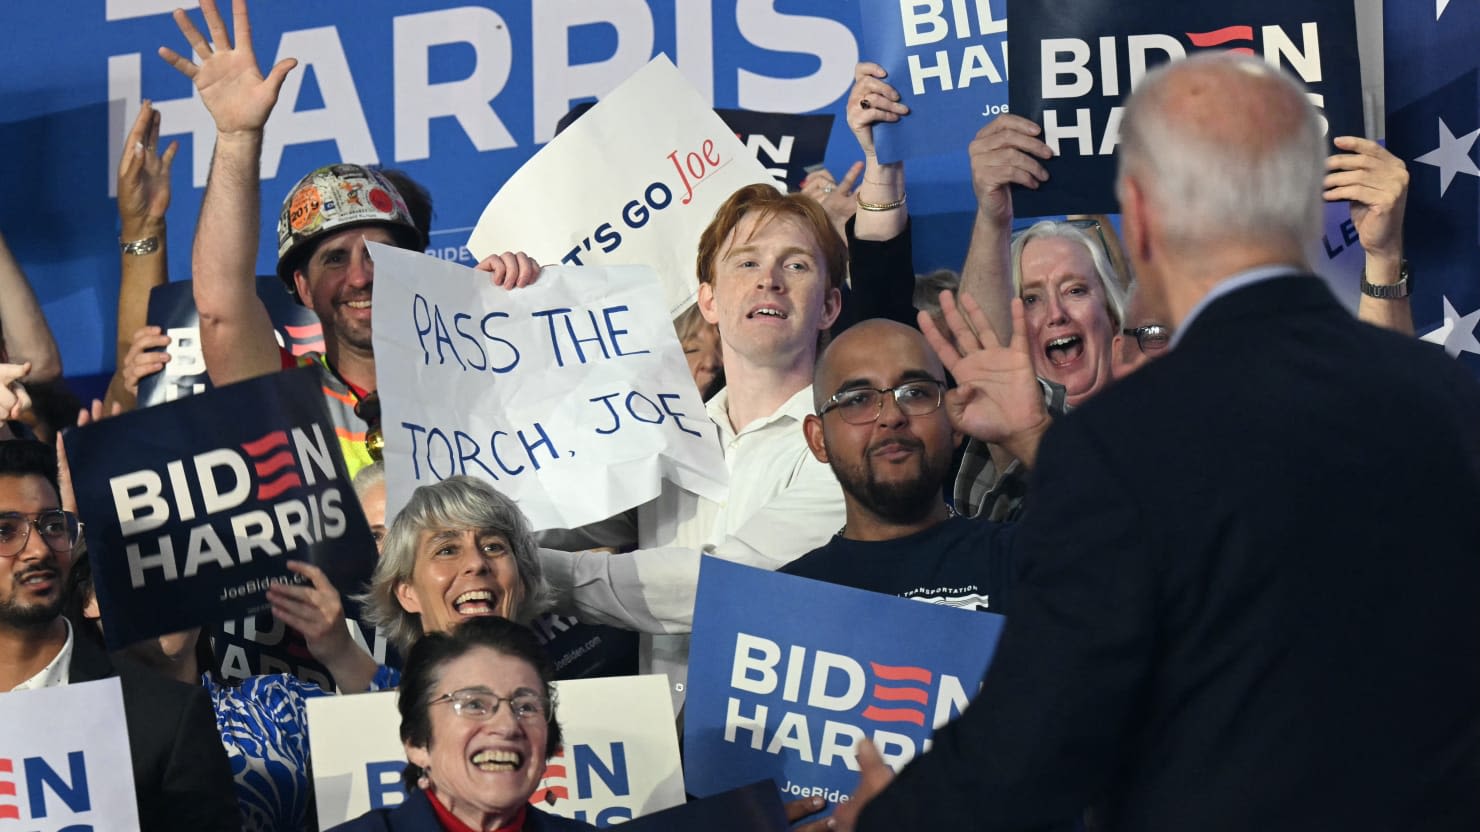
[{"xmin": 828, "ymin": 53, "xmax": 1480, "ymax": 832}]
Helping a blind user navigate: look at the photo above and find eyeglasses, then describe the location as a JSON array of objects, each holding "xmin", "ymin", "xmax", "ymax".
[
  {"xmin": 818, "ymin": 379, "xmax": 946, "ymax": 425},
  {"xmin": 1012, "ymin": 218, "xmax": 1115, "ymax": 269},
  {"xmin": 0, "ymin": 510, "xmax": 81, "ymax": 559},
  {"xmin": 429, "ymin": 687, "xmax": 551, "ymax": 723},
  {"xmin": 1121, "ymin": 324, "xmax": 1172, "ymax": 355}
]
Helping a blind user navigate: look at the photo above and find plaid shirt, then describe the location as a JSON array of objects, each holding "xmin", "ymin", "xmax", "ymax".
[{"xmin": 952, "ymin": 378, "xmax": 1069, "ymax": 522}]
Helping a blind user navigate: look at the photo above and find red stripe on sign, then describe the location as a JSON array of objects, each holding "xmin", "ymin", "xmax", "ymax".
[
  {"xmin": 242, "ymin": 430, "xmax": 289, "ymax": 456},
  {"xmin": 283, "ymin": 323, "xmax": 323, "ymax": 338},
  {"xmin": 871, "ymin": 684, "xmax": 929, "ymax": 705},
  {"xmin": 861, "ymin": 705, "xmax": 926, "ymax": 726},
  {"xmin": 869, "ymin": 662, "xmax": 933, "ymax": 685},
  {"xmin": 541, "ymin": 765, "xmax": 567, "ymax": 780},
  {"xmin": 289, "ymin": 341, "xmax": 327, "ymax": 356},
  {"xmin": 0, "ymin": 759, "xmax": 10, "ymax": 772},
  {"xmin": 253, "ymin": 450, "xmax": 295, "ymax": 477},
  {"xmin": 0, "ymin": 805, "xmax": 19, "ymax": 820},
  {"xmin": 1186, "ymin": 25, "xmax": 1254, "ymax": 46},
  {"xmin": 0, "ymin": 782, "xmax": 13, "ymax": 796},
  {"xmin": 256, "ymin": 473, "xmax": 304, "ymax": 500}
]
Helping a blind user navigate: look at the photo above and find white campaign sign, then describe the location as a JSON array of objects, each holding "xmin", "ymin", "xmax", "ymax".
[
  {"xmin": 467, "ymin": 54, "xmax": 778, "ymax": 318},
  {"xmin": 309, "ymin": 675, "xmax": 685, "ymax": 828},
  {"xmin": 369, "ymin": 242, "xmax": 727, "ymax": 530},
  {"xmin": 0, "ymin": 678, "xmax": 140, "ymax": 831}
]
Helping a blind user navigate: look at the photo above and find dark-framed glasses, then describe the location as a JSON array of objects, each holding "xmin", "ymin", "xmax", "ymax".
[
  {"xmin": 818, "ymin": 379, "xmax": 947, "ymax": 425},
  {"xmin": 430, "ymin": 687, "xmax": 551, "ymax": 723},
  {"xmin": 0, "ymin": 510, "xmax": 81, "ymax": 559},
  {"xmin": 1122, "ymin": 324, "xmax": 1172, "ymax": 355}
]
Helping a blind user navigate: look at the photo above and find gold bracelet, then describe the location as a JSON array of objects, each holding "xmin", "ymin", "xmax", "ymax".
[{"xmin": 856, "ymin": 194, "xmax": 906, "ymax": 212}]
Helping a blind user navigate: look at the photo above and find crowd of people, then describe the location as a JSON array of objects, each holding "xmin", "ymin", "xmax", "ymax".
[{"xmin": 2, "ymin": 1, "xmax": 1478, "ymax": 831}]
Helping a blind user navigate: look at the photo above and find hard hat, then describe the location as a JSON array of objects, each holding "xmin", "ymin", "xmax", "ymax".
[{"xmin": 275, "ymin": 164, "xmax": 422, "ymax": 300}]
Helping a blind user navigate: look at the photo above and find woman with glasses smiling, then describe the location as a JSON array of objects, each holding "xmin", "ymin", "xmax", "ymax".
[{"xmin": 328, "ymin": 616, "xmax": 594, "ymax": 832}]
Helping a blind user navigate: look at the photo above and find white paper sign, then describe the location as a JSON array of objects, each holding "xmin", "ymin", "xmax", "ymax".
[
  {"xmin": 467, "ymin": 54, "xmax": 778, "ymax": 318},
  {"xmin": 309, "ymin": 675, "xmax": 685, "ymax": 828},
  {"xmin": 0, "ymin": 678, "xmax": 140, "ymax": 831},
  {"xmin": 369, "ymin": 242, "xmax": 727, "ymax": 530}
]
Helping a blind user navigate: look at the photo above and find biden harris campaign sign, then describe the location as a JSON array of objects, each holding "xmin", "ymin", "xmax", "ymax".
[
  {"xmin": 66, "ymin": 366, "xmax": 377, "ymax": 649},
  {"xmin": 1007, "ymin": 0, "xmax": 1362, "ymax": 216},
  {"xmin": 859, "ymin": 0, "xmax": 1010, "ymax": 163},
  {"xmin": 135, "ymin": 279, "xmax": 325, "ymax": 408},
  {"xmin": 0, "ymin": 679, "xmax": 140, "ymax": 831},
  {"xmin": 683, "ymin": 558, "xmax": 1005, "ymax": 816},
  {"xmin": 307, "ymin": 675, "xmax": 685, "ymax": 828}
]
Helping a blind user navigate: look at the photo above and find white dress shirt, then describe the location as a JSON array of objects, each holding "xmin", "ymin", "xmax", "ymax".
[{"xmin": 8, "ymin": 618, "xmax": 74, "ymax": 692}]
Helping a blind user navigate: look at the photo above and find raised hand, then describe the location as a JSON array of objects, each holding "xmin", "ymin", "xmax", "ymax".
[
  {"xmin": 1324, "ymin": 136, "xmax": 1408, "ymax": 264},
  {"xmin": 158, "ymin": 0, "xmax": 297, "ymax": 136},
  {"xmin": 920, "ymin": 292, "xmax": 1050, "ymax": 465},
  {"xmin": 118, "ymin": 101, "xmax": 179, "ymax": 236},
  {"xmin": 0, "ymin": 362, "xmax": 31, "ymax": 421},
  {"xmin": 119, "ymin": 326, "xmax": 173, "ymax": 397},
  {"xmin": 801, "ymin": 162, "xmax": 864, "ymax": 233},
  {"xmin": 847, "ymin": 62, "xmax": 910, "ymax": 160},
  {"xmin": 967, "ymin": 114, "xmax": 1054, "ymax": 225}
]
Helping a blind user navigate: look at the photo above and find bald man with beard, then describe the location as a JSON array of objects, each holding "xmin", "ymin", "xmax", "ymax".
[{"xmin": 781, "ymin": 318, "xmax": 1041, "ymax": 612}]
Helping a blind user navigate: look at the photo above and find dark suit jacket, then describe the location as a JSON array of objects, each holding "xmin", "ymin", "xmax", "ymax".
[
  {"xmin": 328, "ymin": 789, "xmax": 597, "ymax": 831},
  {"xmin": 860, "ymin": 276, "xmax": 1480, "ymax": 831},
  {"xmin": 68, "ymin": 635, "xmax": 242, "ymax": 831}
]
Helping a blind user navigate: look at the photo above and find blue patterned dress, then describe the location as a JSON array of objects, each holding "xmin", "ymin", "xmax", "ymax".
[{"xmin": 205, "ymin": 666, "xmax": 400, "ymax": 832}]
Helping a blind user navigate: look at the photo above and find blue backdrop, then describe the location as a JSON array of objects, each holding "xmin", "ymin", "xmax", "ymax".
[{"xmin": 1, "ymin": 0, "xmax": 988, "ymax": 386}]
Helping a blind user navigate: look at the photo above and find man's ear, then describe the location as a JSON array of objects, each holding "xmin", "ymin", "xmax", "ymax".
[
  {"xmin": 803, "ymin": 413, "xmax": 829, "ymax": 464},
  {"xmin": 818, "ymin": 286, "xmax": 843, "ymax": 331},
  {"xmin": 1117, "ymin": 175, "xmax": 1152, "ymax": 264},
  {"xmin": 292, "ymin": 269, "xmax": 315, "ymax": 312},
  {"xmin": 696, "ymin": 281, "xmax": 720, "ymax": 325},
  {"xmin": 395, "ymin": 580, "xmax": 422, "ymax": 615}
]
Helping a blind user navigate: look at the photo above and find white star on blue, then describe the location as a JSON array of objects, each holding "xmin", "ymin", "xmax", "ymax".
[{"xmin": 1414, "ymin": 118, "xmax": 1480, "ymax": 197}]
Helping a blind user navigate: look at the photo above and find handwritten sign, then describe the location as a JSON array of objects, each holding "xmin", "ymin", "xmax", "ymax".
[
  {"xmin": 369, "ymin": 242, "xmax": 727, "ymax": 530},
  {"xmin": 859, "ymin": 0, "xmax": 1010, "ymax": 163},
  {"xmin": 684, "ymin": 558, "xmax": 1005, "ymax": 819},
  {"xmin": 308, "ymin": 675, "xmax": 685, "ymax": 828},
  {"xmin": 0, "ymin": 678, "xmax": 140, "ymax": 831},
  {"xmin": 467, "ymin": 55, "xmax": 776, "ymax": 317},
  {"xmin": 1008, "ymin": 0, "xmax": 1362, "ymax": 215},
  {"xmin": 65, "ymin": 367, "xmax": 378, "ymax": 649}
]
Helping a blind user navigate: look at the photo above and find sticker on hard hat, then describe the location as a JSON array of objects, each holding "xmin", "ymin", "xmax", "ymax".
[{"xmin": 290, "ymin": 186, "xmax": 323, "ymax": 233}]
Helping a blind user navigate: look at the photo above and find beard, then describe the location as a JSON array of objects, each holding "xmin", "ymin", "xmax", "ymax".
[
  {"xmin": 0, "ymin": 556, "xmax": 68, "ymax": 631},
  {"xmin": 831, "ymin": 438, "xmax": 952, "ymax": 525}
]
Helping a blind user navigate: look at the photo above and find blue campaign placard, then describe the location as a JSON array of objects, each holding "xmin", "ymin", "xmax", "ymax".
[
  {"xmin": 683, "ymin": 557, "xmax": 1005, "ymax": 815},
  {"xmin": 66, "ymin": 365, "xmax": 378, "ymax": 649},
  {"xmin": 1007, "ymin": 0, "xmax": 1362, "ymax": 216},
  {"xmin": 859, "ymin": 0, "xmax": 1011, "ymax": 163}
]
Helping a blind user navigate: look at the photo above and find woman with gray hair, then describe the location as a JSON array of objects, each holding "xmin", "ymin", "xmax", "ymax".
[{"xmin": 361, "ymin": 476, "xmax": 546, "ymax": 656}]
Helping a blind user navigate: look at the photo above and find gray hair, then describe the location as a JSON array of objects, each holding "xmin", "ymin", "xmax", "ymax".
[
  {"xmin": 913, "ymin": 269, "xmax": 961, "ymax": 322},
  {"xmin": 1010, "ymin": 221, "xmax": 1128, "ymax": 330},
  {"xmin": 352, "ymin": 460, "xmax": 385, "ymax": 502},
  {"xmin": 1116, "ymin": 53, "xmax": 1326, "ymax": 252},
  {"xmin": 358, "ymin": 476, "xmax": 545, "ymax": 655}
]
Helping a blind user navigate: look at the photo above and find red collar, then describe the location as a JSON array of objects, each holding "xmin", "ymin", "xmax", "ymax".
[{"xmin": 425, "ymin": 789, "xmax": 527, "ymax": 832}]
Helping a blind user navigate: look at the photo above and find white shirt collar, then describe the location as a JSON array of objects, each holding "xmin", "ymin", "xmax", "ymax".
[
  {"xmin": 8, "ymin": 617, "xmax": 74, "ymax": 692},
  {"xmin": 1170, "ymin": 266, "xmax": 1303, "ymax": 349},
  {"xmin": 706, "ymin": 385, "xmax": 815, "ymax": 444}
]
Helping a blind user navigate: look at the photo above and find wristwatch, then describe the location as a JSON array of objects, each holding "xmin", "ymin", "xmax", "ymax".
[{"xmin": 1360, "ymin": 260, "xmax": 1411, "ymax": 299}]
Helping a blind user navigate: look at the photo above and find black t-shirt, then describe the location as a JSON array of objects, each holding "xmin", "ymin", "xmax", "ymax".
[{"xmin": 779, "ymin": 516, "xmax": 1016, "ymax": 613}]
